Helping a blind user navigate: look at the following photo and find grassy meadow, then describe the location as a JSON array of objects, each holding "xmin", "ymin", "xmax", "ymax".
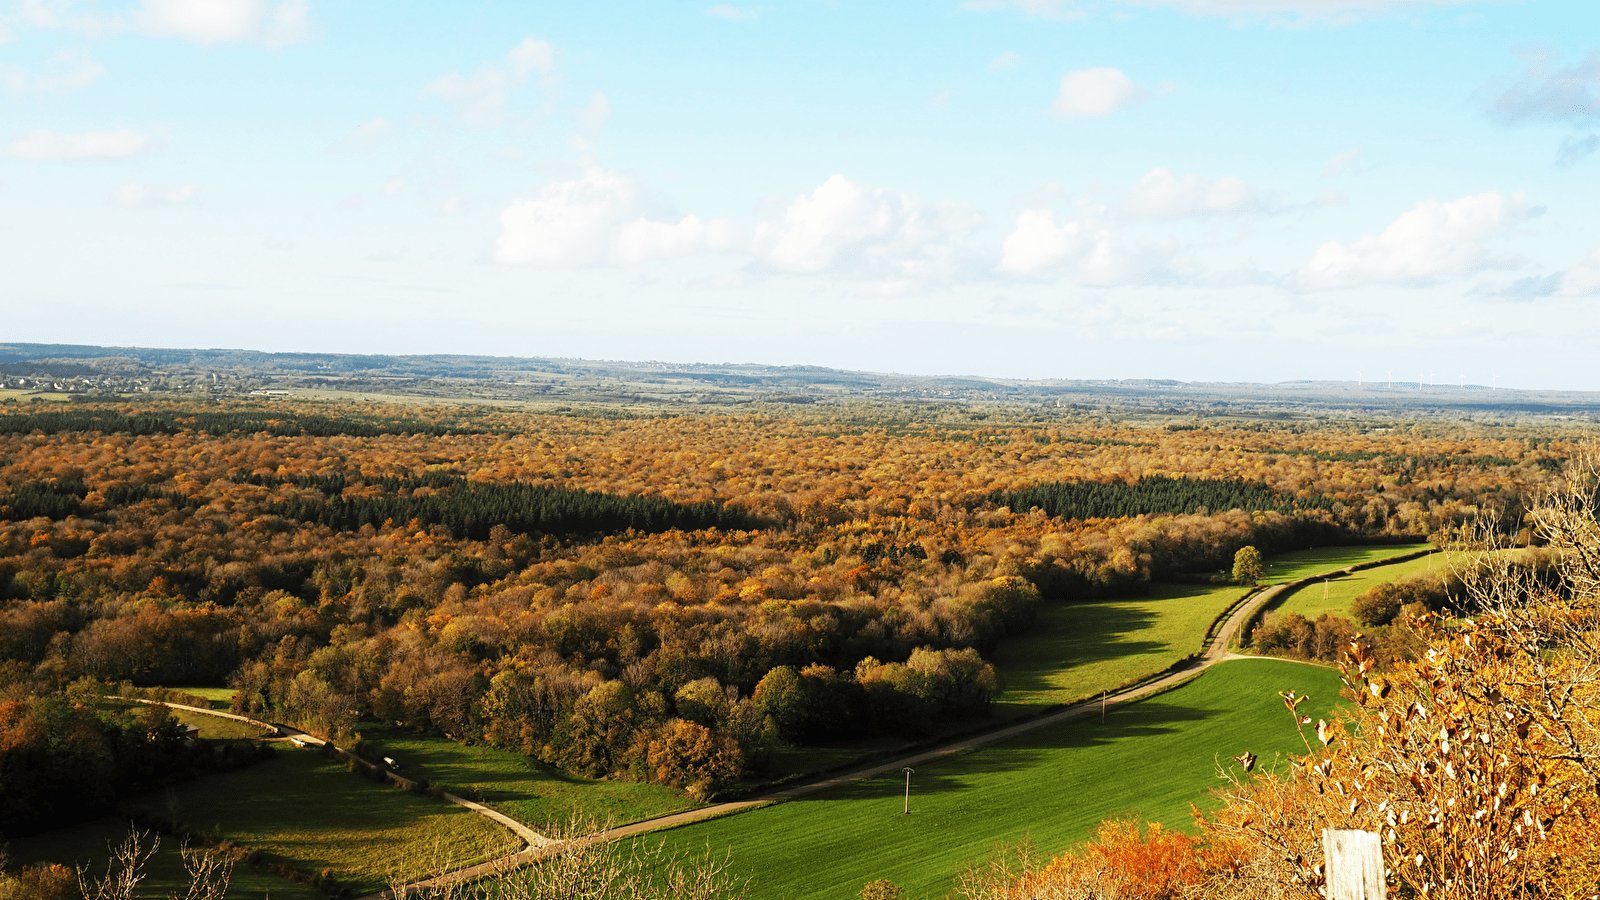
[
  {"xmin": 355, "ymin": 724, "xmax": 696, "ymax": 832},
  {"xmin": 1257, "ymin": 543, "xmax": 1432, "ymax": 586},
  {"xmin": 644, "ymin": 658, "xmax": 1343, "ymax": 900},
  {"xmin": 7, "ymin": 817, "xmax": 325, "ymax": 900},
  {"xmin": 11, "ymin": 746, "xmax": 518, "ymax": 897},
  {"xmin": 1273, "ymin": 548, "xmax": 1451, "ymax": 620},
  {"xmin": 990, "ymin": 581, "xmax": 1248, "ymax": 716},
  {"xmin": 166, "ymin": 686, "xmax": 238, "ymax": 709}
]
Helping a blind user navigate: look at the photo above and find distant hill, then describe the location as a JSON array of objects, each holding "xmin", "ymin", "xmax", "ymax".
[{"xmin": 2, "ymin": 341, "xmax": 1598, "ymax": 422}]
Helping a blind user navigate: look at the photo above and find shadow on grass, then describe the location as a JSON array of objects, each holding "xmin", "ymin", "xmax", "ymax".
[
  {"xmin": 994, "ymin": 600, "xmax": 1166, "ymax": 696},
  {"xmin": 788, "ymin": 696, "xmax": 1220, "ymax": 803}
]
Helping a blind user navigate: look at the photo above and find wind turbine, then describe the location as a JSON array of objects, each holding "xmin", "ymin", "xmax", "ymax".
[
  {"xmin": 1387, "ymin": 371, "xmax": 1393, "ymax": 389},
  {"xmin": 1418, "ymin": 371, "xmax": 1425, "ymax": 390},
  {"xmin": 1357, "ymin": 369, "xmax": 1363, "ymax": 387}
]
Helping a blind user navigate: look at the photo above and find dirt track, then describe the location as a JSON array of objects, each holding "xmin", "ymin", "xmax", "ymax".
[
  {"xmin": 128, "ymin": 580, "xmax": 1295, "ymax": 898},
  {"xmin": 359, "ymin": 579, "xmax": 1294, "ymax": 897}
]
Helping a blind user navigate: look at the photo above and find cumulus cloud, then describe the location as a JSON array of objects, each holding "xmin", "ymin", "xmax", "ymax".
[
  {"xmin": 1291, "ymin": 191, "xmax": 1536, "ymax": 291},
  {"xmin": 706, "ymin": 4, "xmax": 756, "ymax": 19},
  {"xmin": 1053, "ymin": 68, "xmax": 1143, "ymax": 119},
  {"xmin": 1488, "ymin": 49, "xmax": 1600, "ymax": 126},
  {"xmin": 1121, "ymin": 168, "xmax": 1260, "ymax": 219},
  {"xmin": 495, "ymin": 168, "xmax": 735, "ymax": 268},
  {"xmin": 10, "ymin": 128, "xmax": 153, "ymax": 160},
  {"xmin": 428, "ymin": 37, "xmax": 556, "ymax": 125},
  {"xmin": 110, "ymin": 183, "xmax": 196, "ymax": 208},
  {"xmin": 750, "ymin": 174, "xmax": 981, "ymax": 283},
  {"xmin": 1474, "ymin": 247, "xmax": 1600, "ymax": 300},
  {"xmin": 137, "ymin": 0, "xmax": 309, "ymax": 45},
  {"xmin": 996, "ymin": 209, "xmax": 1175, "ymax": 285}
]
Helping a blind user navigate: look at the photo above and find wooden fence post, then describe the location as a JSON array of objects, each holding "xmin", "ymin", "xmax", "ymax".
[{"xmin": 1322, "ymin": 828, "xmax": 1385, "ymax": 900}]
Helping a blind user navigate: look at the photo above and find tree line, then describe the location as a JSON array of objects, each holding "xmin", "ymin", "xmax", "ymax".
[
  {"xmin": 998, "ymin": 475, "xmax": 1325, "ymax": 522},
  {"xmin": 0, "ymin": 398, "xmax": 1574, "ymax": 833}
]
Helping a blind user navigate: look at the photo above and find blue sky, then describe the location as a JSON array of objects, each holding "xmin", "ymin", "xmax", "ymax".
[{"xmin": 3, "ymin": 0, "xmax": 1598, "ymax": 389}]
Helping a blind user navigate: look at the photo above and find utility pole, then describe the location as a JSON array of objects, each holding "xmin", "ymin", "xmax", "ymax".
[{"xmin": 902, "ymin": 767, "xmax": 914, "ymax": 815}]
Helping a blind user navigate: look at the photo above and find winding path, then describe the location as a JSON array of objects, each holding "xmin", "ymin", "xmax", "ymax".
[
  {"xmin": 112, "ymin": 697, "xmax": 554, "ymax": 896},
  {"xmin": 362, "ymin": 578, "xmax": 1300, "ymax": 897},
  {"xmin": 130, "ymin": 571, "xmax": 1332, "ymax": 898}
]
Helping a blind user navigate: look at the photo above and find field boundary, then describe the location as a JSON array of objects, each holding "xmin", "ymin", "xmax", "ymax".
[
  {"xmin": 111, "ymin": 696, "xmax": 552, "ymax": 894},
  {"xmin": 121, "ymin": 549, "xmax": 1415, "ymax": 898},
  {"xmin": 1236, "ymin": 547, "xmax": 1435, "ymax": 645}
]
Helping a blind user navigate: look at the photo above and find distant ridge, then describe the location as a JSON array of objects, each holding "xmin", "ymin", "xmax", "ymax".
[{"xmin": 2, "ymin": 342, "xmax": 1598, "ymax": 420}]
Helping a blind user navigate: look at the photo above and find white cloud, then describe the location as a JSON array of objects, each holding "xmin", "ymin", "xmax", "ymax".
[
  {"xmin": 962, "ymin": 0, "xmax": 1085, "ymax": 21},
  {"xmin": 345, "ymin": 117, "xmax": 388, "ymax": 147},
  {"xmin": 1559, "ymin": 248, "xmax": 1600, "ymax": 296},
  {"xmin": 1488, "ymin": 49, "xmax": 1600, "ymax": 126},
  {"xmin": 1323, "ymin": 147, "xmax": 1362, "ymax": 176},
  {"xmin": 1292, "ymin": 191, "xmax": 1536, "ymax": 291},
  {"xmin": 1121, "ymin": 168, "xmax": 1259, "ymax": 219},
  {"xmin": 989, "ymin": 51, "xmax": 1021, "ymax": 70},
  {"xmin": 428, "ymin": 37, "xmax": 556, "ymax": 126},
  {"xmin": 706, "ymin": 4, "xmax": 756, "ymax": 19},
  {"xmin": 136, "ymin": 0, "xmax": 308, "ymax": 45},
  {"xmin": 1053, "ymin": 68, "xmax": 1143, "ymax": 119},
  {"xmin": 579, "ymin": 92, "xmax": 611, "ymax": 132},
  {"xmin": 506, "ymin": 36, "xmax": 554, "ymax": 78},
  {"xmin": 495, "ymin": 168, "xmax": 735, "ymax": 268},
  {"xmin": 12, "ymin": 0, "xmax": 122, "ymax": 36},
  {"xmin": 2, "ymin": 53, "xmax": 104, "ymax": 93},
  {"xmin": 11, "ymin": 128, "xmax": 153, "ymax": 160},
  {"xmin": 750, "ymin": 174, "xmax": 981, "ymax": 282},
  {"xmin": 1556, "ymin": 133, "xmax": 1600, "ymax": 169},
  {"xmin": 996, "ymin": 209, "xmax": 1174, "ymax": 285},
  {"xmin": 110, "ymin": 183, "xmax": 196, "ymax": 208}
]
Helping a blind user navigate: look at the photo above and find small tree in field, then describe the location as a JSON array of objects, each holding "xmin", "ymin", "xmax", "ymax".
[{"xmin": 1232, "ymin": 546, "xmax": 1265, "ymax": 585}]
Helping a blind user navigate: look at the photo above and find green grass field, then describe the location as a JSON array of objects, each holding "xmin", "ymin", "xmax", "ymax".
[
  {"xmin": 989, "ymin": 582, "xmax": 1249, "ymax": 716},
  {"xmin": 1258, "ymin": 543, "xmax": 1432, "ymax": 586},
  {"xmin": 100, "ymin": 698, "xmax": 269, "ymax": 741},
  {"xmin": 8, "ymin": 816, "xmax": 325, "ymax": 900},
  {"xmin": 165, "ymin": 686, "xmax": 238, "ymax": 709},
  {"xmin": 356, "ymin": 724, "xmax": 696, "ymax": 832},
  {"xmin": 164, "ymin": 747, "xmax": 519, "ymax": 893},
  {"xmin": 182, "ymin": 715, "xmax": 272, "ymax": 741},
  {"xmin": 8, "ymin": 747, "xmax": 521, "ymax": 896},
  {"xmin": 644, "ymin": 658, "xmax": 1342, "ymax": 900},
  {"xmin": 1273, "ymin": 549, "xmax": 1453, "ymax": 620}
]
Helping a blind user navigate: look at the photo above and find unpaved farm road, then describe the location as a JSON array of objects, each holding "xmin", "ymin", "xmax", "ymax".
[
  {"xmin": 357, "ymin": 579, "xmax": 1297, "ymax": 898},
  {"xmin": 125, "ymin": 579, "xmax": 1304, "ymax": 898}
]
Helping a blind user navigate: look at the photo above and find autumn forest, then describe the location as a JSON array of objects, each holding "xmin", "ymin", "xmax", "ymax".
[{"xmin": 0, "ymin": 388, "xmax": 1568, "ymax": 827}]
